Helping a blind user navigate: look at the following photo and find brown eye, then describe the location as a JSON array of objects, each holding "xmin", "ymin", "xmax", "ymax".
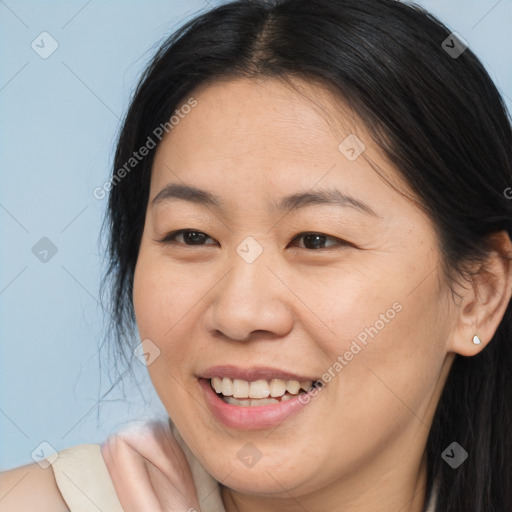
[
  {"xmin": 291, "ymin": 232, "xmax": 347, "ymax": 250},
  {"xmin": 159, "ymin": 229, "xmax": 217, "ymax": 246}
]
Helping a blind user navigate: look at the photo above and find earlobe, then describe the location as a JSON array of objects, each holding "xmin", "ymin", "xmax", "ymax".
[{"xmin": 449, "ymin": 230, "xmax": 512, "ymax": 357}]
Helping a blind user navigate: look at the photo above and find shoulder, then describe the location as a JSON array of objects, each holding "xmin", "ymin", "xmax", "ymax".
[
  {"xmin": 0, "ymin": 460, "xmax": 68, "ymax": 512},
  {"xmin": 0, "ymin": 444, "xmax": 123, "ymax": 512}
]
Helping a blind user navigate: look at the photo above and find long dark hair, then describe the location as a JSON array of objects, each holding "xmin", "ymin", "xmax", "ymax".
[{"xmin": 100, "ymin": 0, "xmax": 512, "ymax": 509}]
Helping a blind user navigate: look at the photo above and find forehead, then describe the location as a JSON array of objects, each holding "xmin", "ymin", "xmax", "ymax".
[
  {"xmin": 171, "ymin": 76, "xmax": 359, "ymax": 153},
  {"xmin": 150, "ymin": 76, "xmax": 414, "ymax": 209}
]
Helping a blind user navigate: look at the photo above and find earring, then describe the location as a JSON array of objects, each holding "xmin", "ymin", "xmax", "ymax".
[{"xmin": 472, "ymin": 335, "xmax": 482, "ymax": 345}]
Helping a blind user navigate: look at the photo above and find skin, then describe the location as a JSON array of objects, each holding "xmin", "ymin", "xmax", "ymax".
[
  {"xmin": 131, "ymin": 76, "xmax": 512, "ymax": 512},
  {"xmin": 0, "ymin": 463, "xmax": 68, "ymax": 512},
  {"xmin": 1, "ymin": 77, "xmax": 511, "ymax": 512}
]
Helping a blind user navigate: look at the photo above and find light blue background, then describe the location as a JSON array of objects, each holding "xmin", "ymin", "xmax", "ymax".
[{"xmin": 1, "ymin": 0, "xmax": 511, "ymax": 470}]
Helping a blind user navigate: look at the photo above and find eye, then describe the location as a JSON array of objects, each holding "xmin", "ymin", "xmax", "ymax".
[
  {"xmin": 157, "ymin": 229, "xmax": 218, "ymax": 246},
  {"xmin": 290, "ymin": 232, "xmax": 348, "ymax": 250}
]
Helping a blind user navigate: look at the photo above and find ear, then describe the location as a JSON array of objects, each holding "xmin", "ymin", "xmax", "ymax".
[{"xmin": 448, "ymin": 230, "xmax": 512, "ymax": 357}]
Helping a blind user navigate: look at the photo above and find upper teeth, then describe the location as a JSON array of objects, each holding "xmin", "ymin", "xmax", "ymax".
[{"xmin": 210, "ymin": 377, "xmax": 312, "ymax": 399}]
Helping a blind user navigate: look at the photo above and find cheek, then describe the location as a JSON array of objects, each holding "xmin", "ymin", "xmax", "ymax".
[
  {"xmin": 303, "ymin": 261, "xmax": 405, "ymax": 362},
  {"xmin": 132, "ymin": 252, "xmax": 195, "ymax": 399},
  {"xmin": 132, "ymin": 248, "xmax": 202, "ymax": 417},
  {"xmin": 310, "ymin": 246, "xmax": 447, "ymax": 417},
  {"xmin": 133, "ymin": 247, "xmax": 203, "ymax": 344},
  {"xmin": 322, "ymin": 266, "xmax": 447, "ymax": 430}
]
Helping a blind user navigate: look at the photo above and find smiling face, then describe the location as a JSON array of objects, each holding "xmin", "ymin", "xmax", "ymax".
[{"xmin": 132, "ymin": 77, "xmax": 457, "ymax": 505}]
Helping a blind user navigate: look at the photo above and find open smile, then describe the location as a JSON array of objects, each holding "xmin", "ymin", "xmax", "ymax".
[{"xmin": 198, "ymin": 366, "xmax": 323, "ymax": 430}]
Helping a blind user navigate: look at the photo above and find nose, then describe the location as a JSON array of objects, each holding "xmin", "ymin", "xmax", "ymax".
[{"xmin": 203, "ymin": 245, "xmax": 294, "ymax": 343}]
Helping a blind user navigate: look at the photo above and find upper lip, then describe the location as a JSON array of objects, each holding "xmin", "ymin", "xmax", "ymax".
[{"xmin": 198, "ymin": 365, "xmax": 319, "ymax": 382}]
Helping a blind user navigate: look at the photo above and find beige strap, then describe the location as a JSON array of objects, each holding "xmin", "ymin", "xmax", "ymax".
[{"xmin": 51, "ymin": 444, "xmax": 123, "ymax": 512}]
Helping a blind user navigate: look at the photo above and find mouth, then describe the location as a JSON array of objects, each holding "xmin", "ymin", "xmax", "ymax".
[
  {"xmin": 197, "ymin": 366, "xmax": 324, "ymax": 430},
  {"xmin": 209, "ymin": 376, "xmax": 322, "ymax": 407}
]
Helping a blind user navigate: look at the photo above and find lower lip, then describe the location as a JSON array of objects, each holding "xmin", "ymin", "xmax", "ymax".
[{"xmin": 199, "ymin": 378, "xmax": 316, "ymax": 430}]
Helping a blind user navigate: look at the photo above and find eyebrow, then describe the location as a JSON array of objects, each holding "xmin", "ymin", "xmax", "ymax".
[{"xmin": 151, "ymin": 183, "xmax": 378, "ymax": 216}]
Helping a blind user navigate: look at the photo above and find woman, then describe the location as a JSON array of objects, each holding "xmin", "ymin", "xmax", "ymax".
[{"xmin": 2, "ymin": 0, "xmax": 511, "ymax": 510}]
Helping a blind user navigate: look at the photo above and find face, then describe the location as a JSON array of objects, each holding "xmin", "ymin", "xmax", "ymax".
[{"xmin": 132, "ymin": 77, "xmax": 456, "ymax": 499}]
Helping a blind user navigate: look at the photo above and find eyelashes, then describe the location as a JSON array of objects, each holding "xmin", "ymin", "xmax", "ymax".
[
  {"xmin": 159, "ymin": 229, "xmax": 214, "ymax": 246},
  {"xmin": 157, "ymin": 229, "xmax": 351, "ymax": 250}
]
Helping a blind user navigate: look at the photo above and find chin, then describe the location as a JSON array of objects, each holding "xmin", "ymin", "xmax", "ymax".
[{"xmin": 189, "ymin": 439, "xmax": 327, "ymax": 498}]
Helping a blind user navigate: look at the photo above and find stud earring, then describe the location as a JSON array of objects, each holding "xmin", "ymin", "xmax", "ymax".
[{"xmin": 472, "ymin": 335, "xmax": 482, "ymax": 345}]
